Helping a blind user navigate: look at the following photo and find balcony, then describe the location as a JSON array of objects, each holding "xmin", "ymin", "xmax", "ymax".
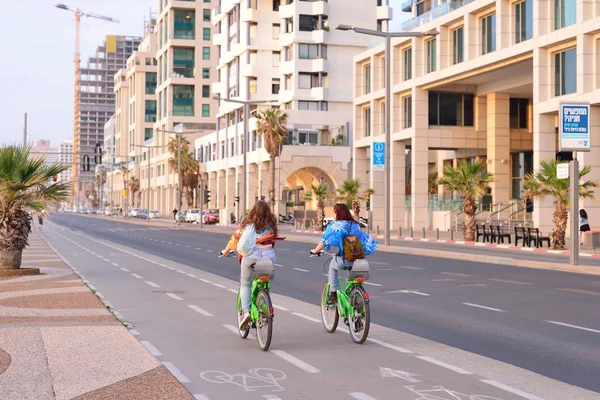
[
  {"xmin": 279, "ymin": 3, "xmax": 294, "ymax": 19},
  {"xmin": 377, "ymin": 5, "xmax": 393, "ymax": 20},
  {"xmin": 241, "ymin": 63, "xmax": 258, "ymax": 77},
  {"xmin": 241, "ymin": 8, "xmax": 258, "ymax": 23},
  {"xmin": 296, "ymin": 0, "xmax": 328, "ymax": 16},
  {"xmin": 212, "ymin": 33, "xmax": 226, "ymax": 46},
  {"xmin": 401, "ymin": 0, "xmax": 474, "ymax": 31},
  {"xmin": 401, "ymin": 0, "xmax": 412, "ymax": 12},
  {"xmin": 280, "ymin": 60, "xmax": 295, "ymax": 75}
]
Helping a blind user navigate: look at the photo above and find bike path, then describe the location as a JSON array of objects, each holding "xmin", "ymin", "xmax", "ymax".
[{"xmin": 42, "ymin": 221, "xmax": 597, "ymax": 399}]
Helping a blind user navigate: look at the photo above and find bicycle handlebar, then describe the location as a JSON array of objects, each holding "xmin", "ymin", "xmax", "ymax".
[
  {"xmin": 310, "ymin": 250, "xmax": 336, "ymax": 258},
  {"xmin": 218, "ymin": 250, "xmax": 237, "ymax": 258}
]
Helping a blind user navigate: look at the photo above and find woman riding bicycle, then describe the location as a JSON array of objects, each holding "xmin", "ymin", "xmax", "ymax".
[
  {"xmin": 221, "ymin": 200, "xmax": 279, "ymax": 329},
  {"xmin": 311, "ymin": 203, "xmax": 377, "ymax": 304}
]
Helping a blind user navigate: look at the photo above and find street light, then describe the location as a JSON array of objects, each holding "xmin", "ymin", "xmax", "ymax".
[
  {"xmin": 336, "ymin": 24, "xmax": 438, "ymax": 246},
  {"xmin": 213, "ymin": 95, "xmax": 270, "ymax": 220}
]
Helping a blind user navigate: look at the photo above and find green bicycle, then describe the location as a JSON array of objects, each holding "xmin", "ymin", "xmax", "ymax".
[
  {"xmin": 311, "ymin": 250, "xmax": 371, "ymax": 344},
  {"xmin": 221, "ymin": 251, "xmax": 275, "ymax": 351}
]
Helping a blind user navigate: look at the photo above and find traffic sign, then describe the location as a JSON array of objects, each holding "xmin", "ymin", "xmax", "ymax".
[
  {"xmin": 559, "ymin": 102, "xmax": 590, "ymax": 152},
  {"xmin": 373, "ymin": 142, "xmax": 385, "ymax": 171},
  {"xmin": 557, "ymin": 163, "xmax": 569, "ymax": 179}
]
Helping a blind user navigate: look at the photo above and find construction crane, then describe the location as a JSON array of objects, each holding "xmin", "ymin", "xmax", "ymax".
[{"xmin": 55, "ymin": 3, "xmax": 119, "ymax": 204}]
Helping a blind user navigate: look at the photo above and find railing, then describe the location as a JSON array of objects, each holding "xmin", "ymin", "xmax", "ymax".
[
  {"xmin": 401, "ymin": 0, "xmax": 412, "ymax": 11},
  {"xmin": 401, "ymin": 0, "xmax": 474, "ymax": 31}
]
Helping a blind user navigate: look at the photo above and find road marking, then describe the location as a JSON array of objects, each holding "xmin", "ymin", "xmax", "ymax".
[
  {"xmin": 206, "ymin": 250, "xmax": 214, "ymax": 253},
  {"xmin": 481, "ymin": 379, "xmax": 544, "ymax": 400},
  {"xmin": 111, "ymin": 262, "xmax": 120, "ymax": 267},
  {"xmin": 349, "ymin": 393, "xmax": 378, "ymax": 400},
  {"xmin": 293, "ymin": 268, "xmax": 309, "ymax": 273},
  {"xmin": 546, "ymin": 320, "xmax": 600, "ymax": 334},
  {"xmin": 176, "ymin": 243, "xmax": 181, "ymax": 246},
  {"xmin": 416, "ymin": 356, "xmax": 472, "ymax": 375},
  {"xmin": 367, "ymin": 338, "xmax": 413, "ymax": 354},
  {"xmin": 131, "ymin": 273, "xmax": 143, "ymax": 279},
  {"xmin": 364, "ymin": 282, "xmax": 383, "ymax": 287},
  {"xmin": 262, "ymin": 395, "xmax": 282, "ymax": 400},
  {"xmin": 159, "ymin": 263, "xmax": 167, "ymax": 267},
  {"xmin": 166, "ymin": 293, "xmax": 183, "ymax": 301},
  {"xmin": 145, "ymin": 281, "xmax": 160, "ymax": 288},
  {"xmin": 440, "ymin": 272, "xmax": 473, "ymax": 277},
  {"xmin": 227, "ymin": 288, "xmax": 238, "ymax": 293},
  {"xmin": 292, "ymin": 312, "xmax": 320, "ymax": 323},
  {"xmin": 185, "ymin": 245, "xmax": 191, "ymax": 248},
  {"xmin": 369, "ymin": 261, "xmax": 388, "ymax": 265},
  {"xmin": 556, "ymin": 287, "xmax": 600, "ymax": 296},
  {"xmin": 388, "ymin": 289, "xmax": 430, "ymax": 296},
  {"xmin": 167, "ymin": 242, "xmax": 173, "ymax": 244},
  {"xmin": 273, "ymin": 304, "xmax": 289, "ymax": 311},
  {"xmin": 129, "ymin": 329, "xmax": 140, "ymax": 336},
  {"xmin": 161, "ymin": 241, "xmax": 166, "ymax": 243},
  {"xmin": 140, "ymin": 341, "xmax": 162, "ymax": 356},
  {"xmin": 462, "ymin": 303, "xmax": 505, "ymax": 313},
  {"xmin": 176, "ymin": 270, "xmax": 187, "ymax": 274},
  {"xmin": 274, "ymin": 263, "xmax": 284, "ymax": 267},
  {"xmin": 212, "ymin": 283, "xmax": 226, "ymax": 288},
  {"xmin": 295, "ymin": 250, "xmax": 305, "ymax": 254},
  {"xmin": 457, "ymin": 283, "xmax": 487, "ymax": 287},
  {"xmin": 162, "ymin": 362, "xmax": 190, "ymax": 383},
  {"xmin": 431, "ymin": 278, "xmax": 456, "ymax": 282},
  {"xmin": 188, "ymin": 305, "xmax": 213, "ymax": 317},
  {"xmin": 200, "ymin": 278, "xmax": 212, "ymax": 283},
  {"xmin": 194, "ymin": 395, "xmax": 210, "ymax": 400},
  {"xmin": 489, "ymin": 278, "xmax": 532, "ymax": 285},
  {"xmin": 187, "ymin": 273, "xmax": 197, "ymax": 278},
  {"xmin": 223, "ymin": 324, "xmax": 240, "ymax": 335},
  {"xmin": 195, "ymin": 247, "xmax": 203, "ymax": 250},
  {"xmin": 101, "ymin": 258, "xmax": 110, "ymax": 262},
  {"xmin": 270, "ymin": 350, "xmax": 320, "ymax": 373}
]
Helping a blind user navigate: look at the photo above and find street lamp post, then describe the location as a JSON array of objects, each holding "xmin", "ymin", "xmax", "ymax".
[
  {"xmin": 336, "ymin": 25, "xmax": 438, "ymax": 246},
  {"xmin": 213, "ymin": 95, "xmax": 269, "ymax": 220}
]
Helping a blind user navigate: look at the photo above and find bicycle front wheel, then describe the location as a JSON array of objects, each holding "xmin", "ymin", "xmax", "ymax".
[
  {"xmin": 320, "ymin": 282, "xmax": 338, "ymax": 333},
  {"xmin": 237, "ymin": 289, "xmax": 250, "ymax": 339},
  {"xmin": 255, "ymin": 290, "xmax": 273, "ymax": 351},
  {"xmin": 348, "ymin": 286, "xmax": 370, "ymax": 344}
]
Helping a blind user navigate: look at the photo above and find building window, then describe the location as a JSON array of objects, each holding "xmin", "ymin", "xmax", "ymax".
[
  {"xmin": 202, "ymin": 85, "xmax": 210, "ymax": 98},
  {"xmin": 272, "ymin": 51, "xmax": 280, "ymax": 67},
  {"xmin": 202, "ymin": 68, "xmax": 210, "ymax": 79},
  {"xmin": 144, "ymin": 128, "xmax": 153, "ymax": 142},
  {"xmin": 554, "ymin": 48, "xmax": 577, "ymax": 96},
  {"xmin": 272, "ymin": 78, "xmax": 280, "ymax": 94},
  {"xmin": 203, "ymin": 27, "xmax": 211, "ymax": 41},
  {"xmin": 145, "ymin": 72, "xmax": 157, "ymax": 94},
  {"xmin": 273, "ymin": 0, "xmax": 279, "ymax": 11},
  {"xmin": 203, "ymin": 9, "xmax": 211, "ymax": 22},
  {"xmin": 202, "ymin": 104, "xmax": 210, "ymax": 117},
  {"xmin": 249, "ymin": 78, "xmax": 257, "ymax": 93},
  {"xmin": 511, "ymin": 152, "xmax": 533, "ymax": 199},
  {"xmin": 202, "ymin": 47, "xmax": 210, "ymax": 60},
  {"xmin": 481, "ymin": 13, "xmax": 496, "ymax": 55},
  {"xmin": 403, "ymin": 96, "xmax": 412, "ymax": 129},
  {"xmin": 174, "ymin": 10, "xmax": 195, "ymax": 39},
  {"xmin": 515, "ymin": 0, "xmax": 533, "ymax": 43},
  {"xmin": 452, "ymin": 27, "xmax": 464, "ymax": 65},
  {"xmin": 299, "ymin": 44, "xmax": 319, "ymax": 59},
  {"xmin": 172, "ymin": 85, "xmax": 194, "ymax": 116},
  {"xmin": 428, "ymin": 92, "xmax": 474, "ymax": 126},
  {"xmin": 364, "ymin": 64, "xmax": 371, "ymax": 94},
  {"xmin": 145, "ymin": 100, "xmax": 157, "ymax": 123},
  {"xmin": 363, "ymin": 108, "xmax": 371, "ymax": 137},
  {"xmin": 403, "ymin": 48, "xmax": 412, "ymax": 81},
  {"xmin": 173, "ymin": 47, "xmax": 195, "ymax": 78},
  {"xmin": 299, "ymin": 132, "xmax": 319, "ymax": 145},
  {"xmin": 555, "ymin": 0, "xmax": 576, "ymax": 30},
  {"xmin": 510, "ymin": 98, "xmax": 529, "ymax": 129},
  {"xmin": 426, "ymin": 39, "xmax": 436, "ymax": 73},
  {"xmin": 299, "ymin": 15, "xmax": 317, "ymax": 32},
  {"xmin": 272, "ymin": 24, "xmax": 280, "ymax": 39}
]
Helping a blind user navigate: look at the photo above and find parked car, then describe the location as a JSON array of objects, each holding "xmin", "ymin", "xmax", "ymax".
[
  {"xmin": 176, "ymin": 210, "xmax": 187, "ymax": 222},
  {"xmin": 104, "ymin": 209, "xmax": 116, "ymax": 216},
  {"xmin": 204, "ymin": 209, "xmax": 220, "ymax": 225},
  {"xmin": 129, "ymin": 208, "xmax": 140, "ymax": 218},
  {"xmin": 139, "ymin": 209, "xmax": 148, "ymax": 219},
  {"xmin": 185, "ymin": 209, "xmax": 202, "ymax": 223},
  {"xmin": 149, "ymin": 210, "xmax": 160, "ymax": 219}
]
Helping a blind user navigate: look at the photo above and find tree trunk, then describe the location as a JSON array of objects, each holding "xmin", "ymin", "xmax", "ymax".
[
  {"xmin": 551, "ymin": 205, "xmax": 568, "ymax": 250},
  {"xmin": 0, "ymin": 248, "xmax": 23, "ymax": 270},
  {"xmin": 316, "ymin": 200, "xmax": 325, "ymax": 232},
  {"xmin": 352, "ymin": 199, "xmax": 360, "ymax": 221},
  {"xmin": 462, "ymin": 197, "xmax": 477, "ymax": 242},
  {"xmin": 269, "ymin": 156, "xmax": 276, "ymax": 208}
]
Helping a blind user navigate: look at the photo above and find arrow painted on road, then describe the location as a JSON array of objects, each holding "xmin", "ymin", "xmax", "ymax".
[{"xmin": 379, "ymin": 367, "xmax": 422, "ymax": 383}]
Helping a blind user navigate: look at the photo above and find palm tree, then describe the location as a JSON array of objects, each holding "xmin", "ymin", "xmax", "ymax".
[
  {"xmin": 311, "ymin": 184, "xmax": 328, "ymax": 232},
  {"xmin": 0, "ymin": 145, "xmax": 70, "ymax": 270},
  {"xmin": 523, "ymin": 158, "xmax": 597, "ymax": 250},
  {"xmin": 428, "ymin": 171, "xmax": 439, "ymax": 195},
  {"xmin": 438, "ymin": 160, "xmax": 493, "ymax": 242},
  {"xmin": 335, "ymin": 179, "xmax": 374, "ymax": 220},
  {"xmin": 256, "ymin": 109, "xmax": 288, "ymax": 207},
  {"xmin": 128, "ymin": 176, "xmax": 140, "ymax": 207},
  {"xmin": 168, "ymin": 136, "xmax": 199, "ymax": 207}
]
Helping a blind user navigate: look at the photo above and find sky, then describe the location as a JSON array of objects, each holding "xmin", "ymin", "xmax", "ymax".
[{"xmin": 0, "ymin": 0, "xmax": 408, "ymax": 148}]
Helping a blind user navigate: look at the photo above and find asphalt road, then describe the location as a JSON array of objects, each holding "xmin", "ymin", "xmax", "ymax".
[{"xmin": 44, "ymin": 214, "xmax": 600, "ymax": 397}]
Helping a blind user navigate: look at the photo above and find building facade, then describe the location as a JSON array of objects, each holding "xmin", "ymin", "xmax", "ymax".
[
  {"xmin": 352, "ymin": 0, "xmax": 600, "ymax": 235},
  {"xmin": 32, "ymin": 139, "xmax": 58, "ymax": 165},
  {"xmin": 194, "ymin": 0, "xmax": 384, "ymax": 219},
  {"xmin": 58, "ymin": 140, "xmax": 73, "ymax": 184}
]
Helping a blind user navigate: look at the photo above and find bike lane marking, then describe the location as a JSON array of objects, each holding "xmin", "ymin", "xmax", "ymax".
[
  {"xmin": 145, "ymin": 281, "xmax": 160, "ymax": 288},
  {"xmin": 140, "ymin": 341, "xmax": 162, "ymax": 356},
  {"xmin": 188, "ymin": 305, "xmax": 213, "ymax": 317},
  {"xmin": 416, "ymin": 356, "xmax": 472, "ymax": 375},
  {"xmin": 293, "ymin": 268, "xmax": 309, "ymax": 273},
  {"xmin": 366, "ymin": 338, "xmax": 413, "ymax": 354},
  {"xmin": 270, "ymin": 350, "xmax": 321, "ymax": 374},
  {"xmin": 481, "ymin": 380, "xmax": 544, "ymax": 400},
  {"xmin": 292, "ymin": 312, "xmax": 320, "ymax": 323},
  {"xmin": 194, "ymin": 395, "xmax": 210, "ymax": 400},
  {"xmin": 131, "ymin": 273, "xmax": 143, "ymax": 279},
  {"xmin": 545, "ymin": 320, "xmax": 600, "ymax": 334},
  {"xmin": 222, "ymin": 324, "xmax": 255, "ymax": 340},
  {"xmin": 462, "ymin": 303, "xmax": 505, "ymax": 313},
  {"xmin": 166, "ymin": 293, "xmax": 184, "ymax": 301},
  {"xmin": 349, "ymin": 393, "xmax": 378, "ymax": 400},
  {"xmin": 162, "ymin": 362, "xmax": 190, "ymax": 383}
]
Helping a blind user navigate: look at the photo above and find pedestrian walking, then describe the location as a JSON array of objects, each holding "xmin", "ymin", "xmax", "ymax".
[
  {"xmin": 580, "ymin": 209, "xmax": 590, "ymax": 245},
  {"xmin": 173, "ymin": 208, "xmax": 178, "ymax": 221}
]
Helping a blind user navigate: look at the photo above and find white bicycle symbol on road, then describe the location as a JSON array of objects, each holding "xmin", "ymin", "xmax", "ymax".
[{"xmin": 200, "ymin": 368, "xmax": 287, "ymax": 392}]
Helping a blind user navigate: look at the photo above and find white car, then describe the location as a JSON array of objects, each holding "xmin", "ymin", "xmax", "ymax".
[
  {"xmin": 185, "ymin": 209, "xmax": 202, "ymax": 223},
  {"xmin": 149, "ymin": 210, "xmax": 160, "ymax": 219},
  {"xmin": 129, "ymin": 208, "xmax": 141, "ymax": 218},
  {"xmin": 104, "ymin": 209, "xmax": 116, "ymax": 216}
]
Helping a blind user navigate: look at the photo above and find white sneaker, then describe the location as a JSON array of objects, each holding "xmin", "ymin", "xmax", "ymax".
[{"xmin": 239, "ymin": 311, "xmax": 251, "ymax": 330}]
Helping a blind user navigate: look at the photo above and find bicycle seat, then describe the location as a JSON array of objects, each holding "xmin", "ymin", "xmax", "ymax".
[{"xmin": 251, "ymin": 258, "xmax": 275, "ymax": 280}]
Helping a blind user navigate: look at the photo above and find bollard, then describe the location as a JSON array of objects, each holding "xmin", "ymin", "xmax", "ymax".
[
  {"xmin": 398, "ymin": 226, "xmax": 402, "ymax": 237},
  {"xmin": 450, "ymin": 229, "xmax": 454, "ymax": 241},
  {"xmin": 410, "ymin": 227, "xmax": 414, "ymax": 238},
  {"xmin": 377, "ymin": 226, "xmax": 380, "ymax": 236},
  {"xmin": 436, "ymin": 228, "xmax": 440, "ymax": 239},
  {"xmin": 422, "ymin": 227, "xmax": 426, "ymax": 238}
]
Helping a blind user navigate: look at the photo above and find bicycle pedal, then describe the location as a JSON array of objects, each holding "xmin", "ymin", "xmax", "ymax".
[{"xmin": 343, "ymin": 318, "xmax": 349, "ymax": 326}]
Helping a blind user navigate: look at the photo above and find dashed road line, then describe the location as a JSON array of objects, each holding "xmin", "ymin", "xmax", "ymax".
[
  {"xmin": 162, "ymin": 362, "xmax": 190, "ymax": 383},
  {"xmin": 131, "ymin": 273, "xmax": 143, "ymax": 279},
  {"xmin": 364, "ymin": 282, "xmax": 383, "ymax": 287},
  {"xmin": 262, "ymin": 395, "xmax": 282, "ymax": 400},
  {"xmin": 440, "ymin": 272, "xmax": 474, "ymax": 277},
  {"xmin": 349, "ymin": 393, "xmax": 378, "ymax": 400},
  {"xmin": 195, "ymin": 247, "xmax": 203, "ymax": 250},
  {"xmin": 273, "ymin": 305, "xmax": 289, "ymax": 311},
  {"xmin": 185, "ymin": 245, "xmax": 191, "ymax": 248},
  {"xmin": 367, "ymin": 338, "xmax": 413, "ymax": 354},
  {"xmin": 416, "ymin": 356, "xmax": 472, "ymax": 375},
  {"xmin": 166, "ymin": 293, "xmax": 183, "ymax": 301},
  {"xmin": 187, "ymin": 273, "xmax": 197, "ymax": 278},
  {"xmin": 227, "ymin": 288, "xmax": 238, "ymax": 294},
  {"xmin": 194, "ymin": 395, "xmax": 211, "ymax": 400},
  {"xmin": 292, "ymin": 312, "xmax": 320, "ymax": 323},
  {"xmin": 140, "ymin": 341, "xmax": 162, "ymax": 356},
  {"xmin": 481, "ymin": 379, "xmax": 544, "ymax": 400},
  {"xmin": 274, "ymin": 263, "xmax": 284, "ymax": 267},
  {"xmin": 188, "ymin": 305, "xmax": 213, "ymax": 317},
  {"xmin": 489, "ymin": 278, "xmax": 532, "ymax": 285},
  {"xmin": 206, "ymin": 250, "xmax": 214, "ymax": 253},
  {"xmin": 111, "ymin": 262, "xmax": 120, "ymax": 267},
  {"xmin": 145, "ymin": 281, "xmax": 160, "ymax": 288},
  {"xmin": 212, "ymin": 283, "xmax": 226, "ymax": 289},
  {"xmin": 556, "ymin": 287, "xmax": 600, "ymax": 296},
  {"xmin": 200, "ymin": 278, "xmax": 212, "ymax": 284},
  {"xmin": 293, "ymin": 268, "xmax": 309, "ymax": 273},
  {"xmin": 388, "ymin": 289, "xmax": 430, "ymax": 296},
  {"xmin": 462, "ymin": 303, "xmax": 505, "ymax": 313},
  {"xmin": 546, "ymin": 320, "xmax": 600, "ymax": 334},
  {"xmin": 270, "ymin": 350, "xmax": 320, "ymax": 373}
]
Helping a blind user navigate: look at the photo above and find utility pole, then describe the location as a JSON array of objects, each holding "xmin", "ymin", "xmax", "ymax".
[{"xmin": 23, "ymin": 113, "xmax": 27, "ymax": 146}]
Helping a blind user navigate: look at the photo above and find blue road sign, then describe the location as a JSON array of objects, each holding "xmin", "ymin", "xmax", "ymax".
[
  {"xmin": 373, "ymin": 142, "xmax": 385, "ymax": 171},
  {"xmin": 559, "ymin": 102, "xmax": 590, "ymax": 152}
]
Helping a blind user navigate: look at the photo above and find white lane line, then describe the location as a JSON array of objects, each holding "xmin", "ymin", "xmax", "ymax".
[
  {"xmin": 206, "ymin": 249, "xmax": 214, "ymax": 253},
  {"xmin": 159, "ymin": 263, "xmax": 167, "ymax": 267},
  {"xmin": 195, "ymin": 247, "xmax": 203, "ymax": 250},
  {"xmin": 273, "ymin": 304, "xmax": 289, "ymax": 311},
  {"xmin": 396, "ymin": 290, "xmax": 430, "ymax": 296},
  {"xmin": 145, "ymin": 281, "xmax": 160, "ymax": 288},
  {"xmin": 274, "ymin": 263, "xmax": 284, "ymax": 267},
  {"xmin": 441, "ymin": 272, "xmax": 474, "ymax": 277},
  {"xmin": 162, "ymin": 362, "xmax": 190, "ymax": 383},
  {"xmin": 367, "ymin": 338, "xmax": 413, "ymax": 354},
  {"xmin": 185, "ymin": 245, "xmax": 191, "ymax": 248},
  {"xmin": 292, "ymin": 312, "xmax": 320, "ymax": 323},
  {"xmin": 129, "ymin": 329, "xmax": 140, "ymax": 336},
  {"xmin": 111, "ymin": 262, "xmax": 120, "ymax": 267},
  {"xmin": 188, "ymin": 305, "xmax": 213, "ymax": 317},
  {"xmin": 187, "ymin": 273, "xmax": 197, "ymax": 278},
  {"xmin": 270, "ymin": 350, "xmax": 320, "ymax": 373},
  {"xmin": 293, "ymin": 268, "xmax": 309, "ymax": 273},
  {"xmin": 227, "ymin": 289, "xmax": 238, "ymax": 293},
  {"xmin": 101, "ymin": 258, "xmax": 110, "ymax": 262},
  {"xmin": 364, "ymin": 282, "xmax": 383, "ymax": 287},
  {"xmin": 212, "ymin": 283, "xmax": 226, "ymax": 288},
  {"xmin": 546, "ymin": 320, "xmax": 600, "ymax": 334},
  {"xmin": 349, "ymin": 393, "xmax": 378, "ymax": 400},
  {"xmin": 166, "ymin": 293, "xmax": 183, "ymax": 301},
  {"xmin": 140, "ymin": 341, "xmax": 162, "ymax": 356},
  {"xmin": 223, "ymin": 324, "xmax": 240, "ymax": 335},
  {"xmin": 481, "ymin": 380, "xmax": 544, "ymax": 400},
  {"xmin": 462, "ymin": 303, "xmax": 505, "ymax": 313},
  {"xmin": 398, "ymin": 266, "xmax": 425, "ymax": 270},
  {"xmin": 176, "ymin": 243, "xmax": 181, "ymax": 246},
  {"xmin": 131, "ymin": 273, "xmax": 143, "ymax": 279},
  {"xmin": 262, "ymin": 395, "xmax": 282, "ymax": 400},
  {"xmin": 194, "ymin": 395, "xmax": 210, "ymax": 400},
  {"xmin": 120, "ymin": 268, "xmax": 130, "ymax": 272},
  {"xmin": 416, "ymin": 356, "xmax": 472, "ymax": 375},
  {"xmin": 161, "ymin": 240, "xmax": 166, "ymax": 243},
  {"xmin": 200, "ymin": 278, "xmax": 212, "ymax": 283},
  {"xmin": 176, "ymin": 270, "xmax": 187, "ymax": 274}
]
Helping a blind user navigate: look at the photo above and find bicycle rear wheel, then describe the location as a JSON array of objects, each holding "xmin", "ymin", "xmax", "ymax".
[
  {"xmin": 255, "ymin": 290, "xmax": 273, "ymax": 351},
  {"xmin": 348, "ymin": 286, "xmax": 370, "ymax": 344},
  {"xmin": 236, "ymin": 289, "xmax": 250, "ymax": 339},
  {"xmin": 320, "ymin": 282, "xmax": 339, "ymax": 333}
]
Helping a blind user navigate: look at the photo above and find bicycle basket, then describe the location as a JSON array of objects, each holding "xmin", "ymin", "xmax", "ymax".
[
  {"xmin": 251, "ymin": 259, "xmax": 275, "ymax": 280},
  {"xmin": 348, "ymin": 259, "xmax": 370, "ymax": 281}
]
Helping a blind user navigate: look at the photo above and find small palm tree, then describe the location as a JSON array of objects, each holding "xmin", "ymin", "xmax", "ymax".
[
  {"xmin": 0, "ymin": 145, "xmax": 70, "ymax": 270},
  {"xmin": 428, "ymin": 171, "xmax": 439, "ymax": 195},
  {"xmin": 311, "ymin": 184, "xmax": 328, "ymax": 232},
  {"xmin": 128, "ymin": 176, "xmax": 140, "ymax": 207},
  {"xmin": 256, "ymin": 109, "xmax": 288, "ymax": 207},
  {"xmin": 438, "ymin": 160, "xmax": 493, "ymax": 242},
  {"xmin": 523, "ymin": 158, "xmax": 597, "ymax": 250},
  {"xmin": 335, "ymin": 179, "xmax": 374, "ymax": 220}
]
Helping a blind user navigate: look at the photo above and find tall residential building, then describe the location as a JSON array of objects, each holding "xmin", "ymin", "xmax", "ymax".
[
  {"xmin": 193, "ymin": 0, "xmax": 381, "ymax": 218},
  {"xmin": 58, "ymin": 140, "xmax": 73, "ymax": 184},
  {"xmin": 73, "ymin": 35, "xmax": 142, "ymax": 207},
  {"xmin": 352, "ymin": 0, "xmax": 600, "ymax": 235},
  {"xmin": 103, "ymin": 116, "xmax": 116, "ymax": 169},
  {"xmin": 31, "ymin": 140, "xmax": 58, "ymax": 165}
]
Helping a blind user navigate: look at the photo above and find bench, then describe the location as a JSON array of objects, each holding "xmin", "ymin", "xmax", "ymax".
[
  {"xmin": 492, "ymin": 225, "xmax": 511, "ymax": 244},
  {"xmin": 528, "ymin": 228, "xmax": 550, "ymax": 248},
  {"xmin": 475, "ymin": 224, "xmax": 490, "ymax": 242},
  {"xmin": 514, "ymin": 226, "xmax": 529, "ymax": 247},
  {"xmin": 585, "ymin": 230, "xmax": 600, "ymax": 254}
]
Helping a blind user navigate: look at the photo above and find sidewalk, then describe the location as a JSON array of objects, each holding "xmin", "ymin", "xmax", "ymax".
[{"xmin": 0, "ymin": 231, "xmax": 193, "ymax": 399}]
